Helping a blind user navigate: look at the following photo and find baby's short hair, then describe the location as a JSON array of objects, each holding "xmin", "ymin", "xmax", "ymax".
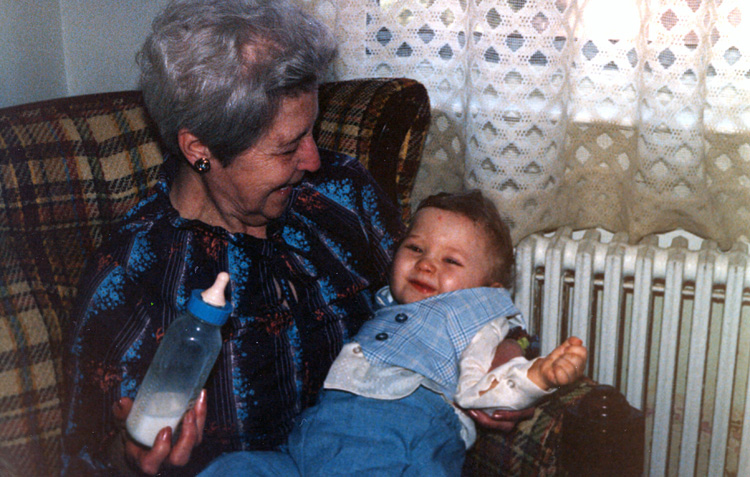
[{"xmin": 414, "ymin": 190, "xmax": 514, "ymax": 288}]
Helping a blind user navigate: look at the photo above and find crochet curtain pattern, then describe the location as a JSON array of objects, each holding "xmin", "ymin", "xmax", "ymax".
[{"xmin": 303, "ymin": 0, "xmax": 750, "ymax": 248}]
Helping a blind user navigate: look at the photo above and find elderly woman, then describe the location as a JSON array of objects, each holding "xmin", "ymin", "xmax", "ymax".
[{"xmin": 62, "ymin": 0, "xmax": 402, "ymax": 475}]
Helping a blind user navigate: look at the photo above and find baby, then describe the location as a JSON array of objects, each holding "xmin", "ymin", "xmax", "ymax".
[{"xmin": 199, "ymin": 190, "xmax": 587, "ymax": 476}]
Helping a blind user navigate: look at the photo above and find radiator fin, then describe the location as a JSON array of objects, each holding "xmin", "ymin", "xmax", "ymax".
[{"xmin": 514, "ymin": 228, "xmax": 750, "ymax": 476}]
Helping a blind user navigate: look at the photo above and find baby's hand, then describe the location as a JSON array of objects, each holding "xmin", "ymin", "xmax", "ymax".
[{"xmin": 527, "ymin": 337, "xmax": 587, "ymax": 391}]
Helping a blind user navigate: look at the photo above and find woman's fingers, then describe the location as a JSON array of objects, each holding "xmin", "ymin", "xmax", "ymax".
[
  {"xmin": 463, "ymin": 406, "xmax": 536, "ymax": 432},
  {"xmin": 126, "ymin": 427, "xmax": 173, "ymax": 475},
  {"xmin": 113, "ymin": 391, "xmax": 208, "ymax": 474},
  {"xmin": 194, "ymin": 389, "xmax": 208, "ymax": 446},
  {"xmin": 166, "ymin": 411, "xmax": 195, "ymax": 467},
  {"xmin": 112, "ymin": 397, "xmax": 133, "ymax": 423}
]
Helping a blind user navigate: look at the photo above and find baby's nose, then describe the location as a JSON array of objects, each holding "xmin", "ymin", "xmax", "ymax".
[{"xmin": 416, "ymin": 257, "xmax": 436, "ymax": 272}]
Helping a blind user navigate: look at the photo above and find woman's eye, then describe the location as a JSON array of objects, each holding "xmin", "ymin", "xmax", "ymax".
[{"xmin": 278, "ymin": 143, "xmax": 300, "ymax": 156}]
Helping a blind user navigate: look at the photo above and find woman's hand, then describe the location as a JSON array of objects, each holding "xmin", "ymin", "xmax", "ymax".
[
  {"xmin": 111, "ymin": 389, "xmax": 208, "ymax": 475},
  {"xmin": 464, "ymin": 406, "xmax": 537, "ymax": 432},
  {"xmin": 466, "ymin": 338, "xmax": 536, "ymax": 432}
]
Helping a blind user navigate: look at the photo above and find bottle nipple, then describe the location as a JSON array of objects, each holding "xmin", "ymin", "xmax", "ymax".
[{"xmin": 201, "ymin": 272, "xmax": 229, "ymax": 307}]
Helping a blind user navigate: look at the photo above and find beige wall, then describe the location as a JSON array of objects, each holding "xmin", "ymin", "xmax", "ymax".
[
  {"xmin": 59, "ymin": 0, "xmax": 170, "ymax": 98},
  {"xmin": 0, "ymin": 0, "xmax": 66, "ymax": 107},
  {"xmin": 0, "ymin": 0, "xmax": 169, "ymax": 108}
]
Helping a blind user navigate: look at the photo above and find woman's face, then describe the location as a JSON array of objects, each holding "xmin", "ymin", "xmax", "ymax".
[{"xmin": 204, "ymin": 91, "xmax": 320, "ymax": 236}]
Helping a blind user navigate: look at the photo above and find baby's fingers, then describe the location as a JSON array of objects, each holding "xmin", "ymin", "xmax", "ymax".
[
  {"xmin": 565, "ymin": 345, "xmax": 588, "ymax": 370},
  {"xmin": 565, "ymin": 336, "xmax": 584, "ymax": 348},
  {"xmin": 547, "ymin": 336, "xmax": 585, "ymax": 361},
  {"xmin": 547, "ymin": 354, "xmax": 584, "ymax": 386}
]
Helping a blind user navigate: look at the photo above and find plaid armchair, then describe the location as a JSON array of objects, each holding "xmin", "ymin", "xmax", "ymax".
[
  {"xmin": 0, "ymin": 77, "xmax": 592, "ymax": 476},
  {"xmin": 0, "ymin": 78, "xmax": 428, "ymax": 476}
]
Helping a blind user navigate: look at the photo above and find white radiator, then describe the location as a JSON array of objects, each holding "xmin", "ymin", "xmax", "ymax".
[{"xmin": 514, "ymin": 228, "xmax": 750, "ymax": 476}]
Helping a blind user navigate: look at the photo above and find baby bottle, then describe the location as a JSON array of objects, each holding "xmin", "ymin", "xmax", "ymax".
[{"xmin": 126, "ymin": 272, "xmax": 232, "ymax": 447}]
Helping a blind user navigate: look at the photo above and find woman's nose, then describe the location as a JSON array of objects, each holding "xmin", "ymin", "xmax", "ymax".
[{"xmin": 297, "ymin": 135, "xmax": 321, "ymax": 172}]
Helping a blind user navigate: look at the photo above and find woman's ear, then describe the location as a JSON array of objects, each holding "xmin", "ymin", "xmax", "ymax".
[
  {"xmin": 177, "ymin": 129, "xmax": 212, "ymax": 168},
  {"xmin": 490, "ymin": 282, "xmax": 505, "ymax": 289}
]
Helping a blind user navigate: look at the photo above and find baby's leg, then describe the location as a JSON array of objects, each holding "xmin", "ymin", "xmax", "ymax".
[
  {"xmin": 197, "ymin": 449, "xmax": 299, "ymax": 476},
  {"xmin": 290, "ymin": 388, "xmax": 465, "ymax": 476},
  {"xmin": 402, "ymin": 413, "xmax": 466, "ymax": 477}
]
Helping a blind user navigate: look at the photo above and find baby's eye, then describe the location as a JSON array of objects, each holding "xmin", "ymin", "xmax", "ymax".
[
  {"xmin": 404, "ymin": 244, "xmax": 422, "ymax": 253},
  {"xmin": 444, "ymin": 257, "xmax": 462, "ymax": 266}
]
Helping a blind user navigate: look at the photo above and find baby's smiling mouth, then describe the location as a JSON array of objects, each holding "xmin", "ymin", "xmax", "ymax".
[{"xmin": 408, "ymin": 279, "xmax": 436, "ymax": 295}]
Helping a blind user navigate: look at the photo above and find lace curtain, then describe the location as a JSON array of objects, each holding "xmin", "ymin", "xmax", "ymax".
[{"xmin": 302, "ymin": 0, "xmax": 750, "ymax": 248}]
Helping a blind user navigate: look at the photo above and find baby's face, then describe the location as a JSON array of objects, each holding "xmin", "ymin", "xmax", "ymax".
[{"xmin": 389, "ymin": 207, "xmax": 498, "ymax": 304}]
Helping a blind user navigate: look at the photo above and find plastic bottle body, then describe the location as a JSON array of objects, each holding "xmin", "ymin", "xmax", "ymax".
[{"xmin": 126, "ymin": 313, "xmax": 223, "ymax": 447}]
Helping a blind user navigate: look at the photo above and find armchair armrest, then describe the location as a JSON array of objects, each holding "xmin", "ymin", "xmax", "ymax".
[{"xmin": 463, "ymin": 378, "xmax": 599, "ymax": 476}]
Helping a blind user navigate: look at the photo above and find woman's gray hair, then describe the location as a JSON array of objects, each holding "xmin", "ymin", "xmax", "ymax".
[{"xmin": 138, "ymin": 0, "xmax": 336, "ymax": 165}]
